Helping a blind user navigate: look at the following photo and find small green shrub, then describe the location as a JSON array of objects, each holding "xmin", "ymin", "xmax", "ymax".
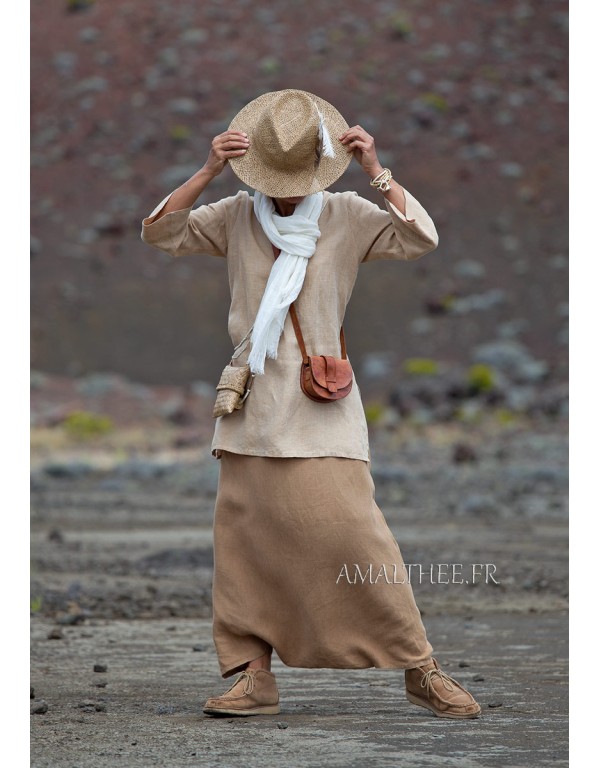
[
  {"xmin": 169, "ymin": 124, "xmax": 191, "ymax": 141},
  {"xmin": 259, "ymin": 56, "xmax": 281, "ymax": 75},
  {"xmin": 30, "ymin": 595, "xmax": 43, "ymax": 613},
  {"xmin": 389, "ymin": 13, "xmax": 413, "ymax": 39},
  {"xmin": 364, "ymin": 402, "xmax": 385, "ymax": 425},
  {"xmin": 494, "ymin": 408, "xmax": 517, "ymax": 425},
  {"xmin": 441, "ymin": 294, "xmax": 456, "ymax": 310},
  {"xmin": 420, "ymin": 92, "xmax": 449, "ymax": 112},
  {"xmin": 63, "ymin": 411, "xmax": 114, "ymax": 440},
  {"xmin": 467, "ymin": 364, "xmax": 495, "ymax": 392},
  {"xmin": 404, "ymin": 358, "xmax": 440, "ymax": 376}
]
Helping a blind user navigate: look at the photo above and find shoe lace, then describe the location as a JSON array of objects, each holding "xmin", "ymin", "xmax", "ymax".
[
  {"xmin": 224, "ymin": 669, "xmax": 256, "ymax": 696},
  {"xmin": 420, "ymin": 668, "xmax": 458, "ymax": 696}
]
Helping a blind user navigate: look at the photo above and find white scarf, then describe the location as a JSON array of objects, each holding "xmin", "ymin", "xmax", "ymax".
[{"xmin": 246, "ymin": 191, "xmax": 324, "ymax": 375}]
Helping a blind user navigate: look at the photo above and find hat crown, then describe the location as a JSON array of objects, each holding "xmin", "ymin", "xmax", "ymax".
[
  {"xmin": 258, "ymin": 92, "xmax": 319, "ymax": 172},
  {"xmin": 227, "ymin": 88, "xmax": 351, "ymax": 197}
]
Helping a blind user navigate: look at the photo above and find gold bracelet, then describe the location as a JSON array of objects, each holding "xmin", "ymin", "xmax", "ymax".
[{"xmin": 369, "ymin": 168, "xmax": 393, "ymax": 192}]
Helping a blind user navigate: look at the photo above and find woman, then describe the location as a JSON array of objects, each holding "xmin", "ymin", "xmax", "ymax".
[{"xmin": 141, "ymin": 89, "xmax": 480, "ymax": 719}]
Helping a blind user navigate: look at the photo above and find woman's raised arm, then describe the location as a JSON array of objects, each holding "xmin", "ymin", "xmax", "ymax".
[{"xmin": 150, "ymin": 130, "xmax": 250, "ymax": 222}]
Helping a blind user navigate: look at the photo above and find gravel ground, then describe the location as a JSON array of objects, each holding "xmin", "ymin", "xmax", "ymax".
[
  {"xmin": 31, "ymin": 613, "xmax": 567, "ymax": 768},
  {"xmin": 30, "ymin": 421, "xmax": 568, "ymax": 766}
]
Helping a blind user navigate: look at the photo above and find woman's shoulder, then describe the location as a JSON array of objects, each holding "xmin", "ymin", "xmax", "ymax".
[
  {"xmin": 199, "ymin": 189, "xmax": 252, "ymax": 221},
  {"xmin": 323, "ymin": 189, "xmax": 382, "ymax": 216},
  {"xmin": 221, "ymin": 189, "xmax": 252, "ymax": 208}
]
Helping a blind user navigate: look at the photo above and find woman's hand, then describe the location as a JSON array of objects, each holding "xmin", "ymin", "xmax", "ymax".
[
  {"xmin": 339, "ymin": 125, "xmax": 410, "ymax": 216},
  {"xmin": 202, "ymin": 130, "xmax": 250, "ymax": 177},
  {"xmin": 339, "ymin": 126, "xmax": 385, "ymax": 180}
]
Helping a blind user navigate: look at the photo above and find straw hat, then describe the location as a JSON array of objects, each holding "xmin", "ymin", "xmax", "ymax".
[{"xmin": 227, "ymin": 89, "xmax": 352, "ymax": 197}]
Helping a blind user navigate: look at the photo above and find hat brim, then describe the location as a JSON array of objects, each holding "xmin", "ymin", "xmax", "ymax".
[{"xmin": 228, "ymin": 89, "xmax": 352, "ymax": 198}]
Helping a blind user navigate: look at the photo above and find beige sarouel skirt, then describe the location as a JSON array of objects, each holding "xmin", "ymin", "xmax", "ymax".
[{"xmin": 211, "ymin": 450, "xmax": 434, "ymax": 678}]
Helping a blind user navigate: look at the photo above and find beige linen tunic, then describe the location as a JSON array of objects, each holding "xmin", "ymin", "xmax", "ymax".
[{"xmin": 141, "ymin": 186, "xmax": 439, "ymax": 461}]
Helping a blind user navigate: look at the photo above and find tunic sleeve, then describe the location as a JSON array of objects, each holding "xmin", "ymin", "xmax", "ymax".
[
  {"xmin": 348, "ymin": 187, "xmax": 439, "ymax": 264},
  {"xmin": 140, "ymin": 190, "xmax": 244, "ymax": 258}
]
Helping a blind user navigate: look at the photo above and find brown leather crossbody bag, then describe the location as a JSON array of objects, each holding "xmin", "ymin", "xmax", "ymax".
[
  {"xmin": 273, "ymin": 245, "xmax": 353, "ymax": 403},
  {"xmin": 289, "ymin": 303, "xmax": 353, "ymax": 402}
]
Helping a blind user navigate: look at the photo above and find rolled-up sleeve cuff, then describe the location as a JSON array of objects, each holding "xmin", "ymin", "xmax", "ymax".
[
  {"xmin": 141, "ymin": 191, "xmax": 194, "ymax": 247},
  {"xmin": 384, "ymin": 189, "xmax": 439, "ymax": 259},
  {"xmin": 383, "ymin": 187, "xmax": 439, "ymax": 249},
  {"xmin": 384, "ymin": 187, "xmax": 417, "ymax": 223}
]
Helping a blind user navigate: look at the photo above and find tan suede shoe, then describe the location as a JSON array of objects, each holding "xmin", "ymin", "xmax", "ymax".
[
  {"xmin": 405, "ymin": 658, "xmax": 481, "ymax": 719},
  {"xmin": 203, "ymin": 669, "xmax": 280, "ymax": 716}
]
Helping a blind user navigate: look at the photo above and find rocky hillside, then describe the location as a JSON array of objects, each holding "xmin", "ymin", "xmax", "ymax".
[{"xmin": 31, "ymin": 0, "xmax": 568, "ymax": 392}]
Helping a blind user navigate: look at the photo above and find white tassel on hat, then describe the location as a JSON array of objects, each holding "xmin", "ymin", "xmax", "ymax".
[{"xmin": 316, "ymin": 105, "xmax": 336, "ymax": 161}]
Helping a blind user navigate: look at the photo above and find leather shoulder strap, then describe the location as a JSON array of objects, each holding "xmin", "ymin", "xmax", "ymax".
[{"xmin": 271, "ymin": 244, "xmax": 346, "ymax": 360}]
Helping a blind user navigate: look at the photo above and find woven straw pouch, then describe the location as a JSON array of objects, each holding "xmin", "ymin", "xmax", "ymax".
[{"xmin": 213, "ymin": 363, "xmax": 253, "ymax": 418}]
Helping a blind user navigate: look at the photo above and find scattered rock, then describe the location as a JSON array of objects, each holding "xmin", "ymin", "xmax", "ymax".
[
  {"xmin": 47, "ymin": 628, "xmax": 64, "ymax": 640},
  {"xmin": 30, "ymin": 687, "xmax": 35, "ymax": 699},
  {"xmin": 410, "ymin": 317, "xmax": 434, "ymax": 334},
  {"xmin": 160, "ymin": 396, "xmax": 191, "ymax": 425},
  {"xmin": 361, "ymin": 352, "xmax": 395, "ymax": 379},
  {"xmin": 74, "ymin": 76, "xmax": 108, "ymax": 94},
  {"xmin": 43, "ymin": 462, "xmax": 93, "ymax": 480},
  {"xmin": 452, "ymin": 443, "xmax": 478, "ymax": 464},
  {"xmin": 191, "ymin": 380, "xmax": 214, "ymax": 398},
  {"xmin": 168, "ymin": 98, "xmax": 198, "ymax": 115},
  {"xmin": 488, "ymin": 701, "xmax": 504, "ymax": 708},
  {"xmin": 158, "ymin": 47, "xmax": 180, "ymax": 74},
  {"xmin": 91, "ymin": 212, "xmax": 125, "ymax": 236},
  {"xmin": 192, "ymin": 644, "xmax": 206, "ymax": 652},
  {"xmin": 31, "ymin": 700, "xmax": 48, "ymax": 715},
  {"xmin": 497, "ymin": 319, "xmax": 529, "ymax": 339},
  {"xmin": 505, "ymin": 386, "xmax": 536, "ymax": 413},
  {"xmin": 450, "ymin": 289, "xmax": 506, "ymax": 314},
  {"xmin": 453, "ymin": 259, "xmax": 486, "ymax": 279},
  {"xmin": 56, "ymin": 612, "xmax": 86, "ymax": 626},
  {"xmin": 499, "ymin": 161, "xmax": 524, "ymax": 178},
  {"xmin": 457, "ymin": 494, "xmax": 497, "ymax": 518},
  {"xmin": 407, "ymin": 69, "xmax": 426, "ymax": 86},
  {"xmin": 79, "ymin": 26, "xmax": 100, "ymax": 43},
  {"xmin": 93, "ymin": 664, "xmax": 107, "ymax": 673},
  {"xmin": 75, "ymin": 373, "xmax": 128, "ymax": 397},
  {"xmin": 458, "ymin": 661, "xmax": 470, "ymax": 668},
  {"xmin": 458, "ymin": 143, "xmax": 496, "ymax": 161},
  {"xmin": 155, "ymin": 704, "xmax": 176, "ymax": 715},
  {"xmin": 276, "ymin": 721, "xmax": 289, "ymax": 729},
  {"xmin": 179, "ymin": 28, "xmax": 208, "ymax": 44},
  {"xmin": 53, "ymin": 51, "xmax": 77, "ymax": 76},
  {"xmin": 473, "ymin": 674, "xmax": 485, "ymax": 682},
  {"xmin": 550, "ymin": 254, "xmax": 568, "ymax": 270},
  {"xmin": 472, "ymin": 340, "xmax": 549, "ymax": 384},
  {"xmin": 449, "ymin": 120, "xmax": 473, "ymax": 140},
  {"xmin": 30, "ymin": 236, "xmax": 42, "ymax": 257}
]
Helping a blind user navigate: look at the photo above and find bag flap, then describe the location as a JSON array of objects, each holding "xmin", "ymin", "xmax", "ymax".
[{"xmin": 307, "ymin": 356, "xmax": 353, "ymax": 391}]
